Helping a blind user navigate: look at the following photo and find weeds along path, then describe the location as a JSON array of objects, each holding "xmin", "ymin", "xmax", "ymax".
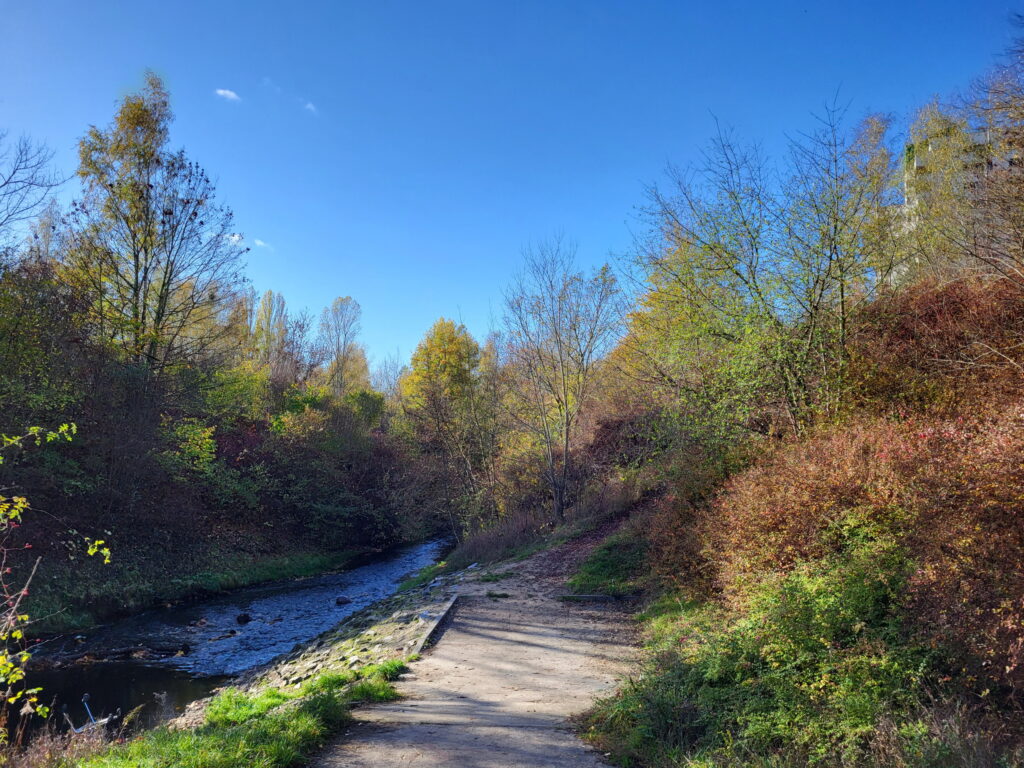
[{"xmin": 314, "ymin": 528, "xmax": 635, "ymax": 768}]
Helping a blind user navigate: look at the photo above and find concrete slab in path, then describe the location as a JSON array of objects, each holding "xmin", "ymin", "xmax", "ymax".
[{"xmin": 314, "ymin": 532, "xmax": 635, "ymax": 768}]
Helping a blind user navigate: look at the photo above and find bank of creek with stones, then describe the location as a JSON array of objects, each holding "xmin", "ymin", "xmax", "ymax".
[
  {"xmin": 173, "ymin": 570, "xmax": 464, "ymax": 728},
  {"xmin": 37, "ymin": 530, "xmax": 634, "ymax": 767}
]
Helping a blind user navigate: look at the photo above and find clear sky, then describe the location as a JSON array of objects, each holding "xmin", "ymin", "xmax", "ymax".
[{"xmin": 0, "ymin": 1, "xmax": 1018, "ymax": 363}]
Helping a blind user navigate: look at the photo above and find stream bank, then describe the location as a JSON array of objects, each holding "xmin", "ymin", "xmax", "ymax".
[{"xmin": 26, "ymin": 538, "xmax": 449, "ymax": 731}]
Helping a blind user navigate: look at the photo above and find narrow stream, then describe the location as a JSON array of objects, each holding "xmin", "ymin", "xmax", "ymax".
[{"xmin": 27, "ymin": 538, "xmax": 447, "ymax": 731}]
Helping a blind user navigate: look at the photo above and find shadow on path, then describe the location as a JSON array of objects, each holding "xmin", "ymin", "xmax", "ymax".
[{"xmin": 314, "ymin": 534, "xmax": 636, "ymax": 768}]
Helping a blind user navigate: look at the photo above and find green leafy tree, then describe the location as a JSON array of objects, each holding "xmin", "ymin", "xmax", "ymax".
[
  {"xmin": 401, "ymin": 319, "xmax": 505, "ymax": 534},
  {"xmin": 67, "ymin": 73, "xmax": 246, "ymax": 374},
  {"xmin": 630, "ymin": 108, "xmax": 901, "ymax": 436}
]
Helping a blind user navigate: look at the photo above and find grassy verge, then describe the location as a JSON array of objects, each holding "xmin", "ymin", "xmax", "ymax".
[
  {"xmin": 79, "ymin": 659, "xmax": 411, "ymax": 768},
  {"xmin": 567, "ymin": 527, "xmax": 649, "ymax": 596},
  {"xmin": 575, "ymin": 527, "xmax": 1015, "ymax": 767},
  {"xmin": 397, "ymin": 561, "xmax": 449, "ymax": 592}
]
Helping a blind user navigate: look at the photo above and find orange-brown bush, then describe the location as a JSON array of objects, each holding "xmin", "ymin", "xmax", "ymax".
[
  {"xmin": 644, "ymin": 494, "xmax": 714, "ymax": 595},
  {"xmin": 714, "ymin": 405, "xmax": 1024, "ymax": 700},
  {"xmin": 702, "ymin": 279, "xmax": 1024, "ymax": 701},
  {"xmin": 850, "ymin": 278, "xmax": 1024, "ymax": 414}
]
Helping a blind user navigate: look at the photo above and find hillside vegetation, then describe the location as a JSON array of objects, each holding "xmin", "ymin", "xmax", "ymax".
[{"xmin": 3, "ymin": 22, "xmax": 1024, "ymax": 768}]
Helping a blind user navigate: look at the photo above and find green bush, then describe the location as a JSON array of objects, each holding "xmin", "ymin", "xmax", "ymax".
[{"xmin": 588, "ymin": 538, "xmax": 930, "ymax": 766}]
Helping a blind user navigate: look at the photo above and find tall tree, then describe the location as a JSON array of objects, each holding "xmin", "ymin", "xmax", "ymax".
[
  {"xmin": 67, "ymin": 73, "xmax": 246, "ymax": 373},
  {"xmin": 634, "ymin": 108, "xmax": 901, "ymax": 434},
  {"xmin": 318, "ymin": 296, "xmax": 367, "ymax": 395},
  {"xmin": 400, "ymin": 319, "xmax": 506, "ymax": 534},
  {"xmin": 248, "ymin": 289, "xmax": 321, "ymax": 393},
  {"xmin": 504, "ymin": 239, "xmax": 620, "ymax": 521}
]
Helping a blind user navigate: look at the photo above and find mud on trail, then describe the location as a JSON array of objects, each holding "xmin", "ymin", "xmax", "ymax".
[{"xmin": 315, "ymin": 528, "xmax": 636, "ymax": 768}]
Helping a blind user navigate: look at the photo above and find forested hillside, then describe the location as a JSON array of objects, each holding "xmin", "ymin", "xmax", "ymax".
[{"xmin": 3, "ymin": 20, "xmax": 1024, "ymax": 768}]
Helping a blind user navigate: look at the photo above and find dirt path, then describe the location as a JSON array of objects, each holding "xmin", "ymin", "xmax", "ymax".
[{"xmin": 314, "ymin": 531, "xmax": 635, "ymax": 768}]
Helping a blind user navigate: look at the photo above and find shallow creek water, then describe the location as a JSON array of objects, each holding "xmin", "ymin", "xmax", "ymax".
[{"xmin": 26, "ymin": 539, "xmax": 447, "ymax": 730}]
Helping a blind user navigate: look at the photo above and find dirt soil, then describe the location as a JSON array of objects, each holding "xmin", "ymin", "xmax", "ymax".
[{"xmin": 314, "ymin": 526, "xmax": 636, "ymax": 768}]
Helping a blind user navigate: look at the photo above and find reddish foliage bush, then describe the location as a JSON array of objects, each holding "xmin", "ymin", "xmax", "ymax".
[
  {"xmin": 699, "ymin": 279, "xmax": 1024, "ymax": 698},
  {"xmin": 645, "ymin": 494, "xmax": 715, "ymax": 595},
  {"xmin": 713, "ymin": 403, "xmax": 1024, "ymax": 699},
  {"xmin": 850, "ymin": 279, "xmax": 1024, "ymax": 413}
]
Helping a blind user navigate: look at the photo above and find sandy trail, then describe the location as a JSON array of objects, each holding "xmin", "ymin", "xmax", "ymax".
[{"xmin": 314, "ymin": 532, "xmax": 635, "ymax": 768}]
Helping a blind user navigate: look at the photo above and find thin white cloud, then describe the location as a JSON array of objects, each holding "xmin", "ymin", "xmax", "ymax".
[
  {"xmin": 215, "ymin": 88, "xmax": 241, "ymax": 102},
  {"xmin": 254, "ymin": 238, "xmax": 273, "ymax": 249},
  {"xmin": 260, "ymin": 76, "xmax": 320, "ymax": 116},
  {"xmin": 227, "ymin": 233, "xmax": 243, "ymax": 244}
]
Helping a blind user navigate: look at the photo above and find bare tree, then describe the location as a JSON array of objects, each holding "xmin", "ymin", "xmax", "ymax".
[
  {"xmin": 504, "ymin": 238, "xmax": 620, "ymax": 520},
  {"xmin": 372, "ymin": 350, "xmax": 407, "ymax": 400},
  {"xmin": 244, "ymin": 289, "xmax": 323, "ymax": 392},
  {"xmin": 0, "ymin": 132, "xmax": 61, "ymax": 247}
]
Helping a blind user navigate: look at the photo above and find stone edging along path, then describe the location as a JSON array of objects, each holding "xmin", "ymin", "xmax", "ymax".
[{"xmin": 313, "ymin": 532, "xmax": 636, "ymax": 768}]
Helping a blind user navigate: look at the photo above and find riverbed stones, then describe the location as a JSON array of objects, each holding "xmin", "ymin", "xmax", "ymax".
[{"xmin": 170, "ymin": 566, "xmax": 464, "ymax": 730}]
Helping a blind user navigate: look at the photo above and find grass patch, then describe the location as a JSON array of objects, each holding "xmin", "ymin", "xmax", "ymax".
[
  {"xmin": 568, "ymin": 527, "xmax": 649, "ymax": 597},
  {"xmin": 82, "ymin": 691, "xmax": 348, "ymax": 768},
  {"xmin": 477, "ymin": 571, "xmax": 514, "ymax": 583},
  {"xmin": 347, "ymin": 677, "xmax": 400, "ymax": 703},
  {"xmin": 486, "ymin": 591, "xmax": 511, "ymax": 599},
  {"xmin": 80, "ymin": 659, "xmax": 413, "ymax": 768},
  {"xmin": 397, "ymin": 562, "xmax": 448, "ymax": 592},
  {"xmin": 204, "ymin": 687, "xmax": 297, "ymax": 727},
  {"xmin": 360, "ymin": 658, "xmax": 408, "ymax": 681}
]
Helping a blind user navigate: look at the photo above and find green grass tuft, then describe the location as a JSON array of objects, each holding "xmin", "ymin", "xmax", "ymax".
[
  {"xmin": 477, "ymin": 571, "xmax": 514, "ymax": 583},
  {"xmin": 346, "ymin": 677, "xmax": 400, "ymax": 703},
  {"xmin": 397, "ymin": 562, "xmax": 448, "ymax": 592},
  {"xmin": 204, "ymin": 687, "xmax": 296, "ymax": 727},
  {"xmin": 360, "ymin": 658, "xmax": 408, "ymax": 681},
  {"xmin": 568, "ymin": 528, "xmax": 649, "ymax": 597},
  {"xmin": 80, "ymin": 657, "xmax": 415, "ymax": 768}
]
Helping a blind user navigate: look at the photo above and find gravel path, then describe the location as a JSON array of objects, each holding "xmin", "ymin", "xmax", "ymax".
[{"xmin": 314, "ymin": 531, "xmax": 635, "ymax": 768}]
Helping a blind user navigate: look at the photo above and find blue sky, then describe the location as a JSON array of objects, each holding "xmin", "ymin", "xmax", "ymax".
[{"xmin": 0, "ymin": 1, "xmax": 1017, "ymax": 363}]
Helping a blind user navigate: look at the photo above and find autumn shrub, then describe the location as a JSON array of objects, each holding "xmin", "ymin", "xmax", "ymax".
[
  {"xmin": 849, "ymin": 278, "xmax": 1024, "ymax": 414},
  {"xmin": 587, "ymin": 536, "xmax": 929, "ymax": 766},
  {"xmin": 634, "ymin": 492, "xmax": 722, "ymax": 603},
  {"xmin": 712, "ymin": 403, "xmax": 1024, "ymax": 701}
]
